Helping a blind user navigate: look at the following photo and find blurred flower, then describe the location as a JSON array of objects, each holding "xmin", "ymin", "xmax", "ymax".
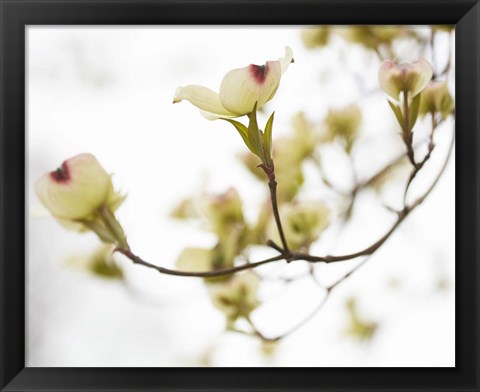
[
  {"xmin": 208, "ymin": 272, "xmax": 260, "ymax": 324},
  {"xmin": 238, "ymin": 112, "xmax": 319, "ymax": 203},
  {"xmin": 290, "ymin": 112, "xmax": 322, "ymax": 157},
  {"xmin": 419, "ymin": 81, "xmax": 455, "ymax": 119},
  {"xmin": 176, "ymin": 243, "xmax": 242, "ymax": 278},
  {"xmin": 301, "ymin": 26, "xmax": 330, "ymax": 48},
  {"xmin": 173, "ymin": 188, "xmax": 250, "ymax": 272},
  {"xmin": 337, "ymin": 26, "xmax": 410, "ymax": 51},
  {"xmin": 271, "ymin": 113, "xmax": 322, "ymax": 203},
  {"xmin": 173, "ymin": 46, "xmax": 294, "ymax": 120},
  {"xmin": 35, "ymin": 153, "xmax": 125, "ymax": 223},
  {"xmin": 176, "ymin": 247, "xmax": 213, "ymax": 273},
  {"xmin": 170, "ymin": 196, "xmax": 201, "ymax": 220},
  {"xmin": 378, "ymin": 59, "xmax": 433, "ymax": 101},
  {"xmin": 275, "ymin": 165, "xmax": 305, "ymax": 204},
  {"xmin": 344, "ymin": 297, "xmax": 378, "ymax": 341},
  {"xmin": 325, "ymin": 105, "xmax": 362, "ymax": 152},
  {"xmin": 248, "ymin": 201, "xmax": 273, "ymax": 245},
  {"xmin": 273, "ymin": 137, "xmax": 306, "ymax": 203},
  {"xmin": 201, "ymin": 187, "xmax": 245, "ymax": 238},
  {"xmin": 68, "ymin": 244, "xmax": 124, "ymax": 280},
  {"xmin": 269, "ymin": 201, "xmax": 330, "ymax": 251}
]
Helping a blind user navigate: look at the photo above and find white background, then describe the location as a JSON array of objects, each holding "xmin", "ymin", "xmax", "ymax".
[{"xmin": 27, "ymin": 26, "xmax": 455, "ymax": 367}]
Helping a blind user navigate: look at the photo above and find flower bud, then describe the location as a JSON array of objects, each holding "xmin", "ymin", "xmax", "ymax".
[
  {"xmin": 35, "ymin": 153, "xmax": 122, "ymax": 221},
  {"xmin": 207, "ymin": 272, "xmax": 260, "ymax": 322},
  {"xmin": 269, "ymin": 201, "xmax": 330, "ymax": 251},
  {"xmin": 378, "ymin": 59, "xmax": 433, "ymax": 100},
  {"xmin": 418, "ymin": 81, "xmax": 455, "ymax": 119}
]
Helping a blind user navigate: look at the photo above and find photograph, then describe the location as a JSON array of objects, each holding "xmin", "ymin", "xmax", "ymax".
[{"xmin": 27, "ymin": 25, "xmax": 455, "ymax": 367}]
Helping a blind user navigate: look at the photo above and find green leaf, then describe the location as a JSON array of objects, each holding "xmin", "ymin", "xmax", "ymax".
[
  {"xmin": 259, "ymin": 129, "xmax": 270, "ymax": 166},
  {"xmin": 222, "ymin": 119, "xmax": 256, "ymax": 154},
  {"xmin": 263, "ymin": 112, "xmax": 275, "ymax": 166},
  {"xmin": 247, "ymin": 103, "xmax": 263, "ymax": 158},
  {"xmin": 387, "ymin": 100, "xmax": 405, "ymax": 131},
  {"xmin": 409, "ymin": 94, "xmax": 421, "ymax": 130}
]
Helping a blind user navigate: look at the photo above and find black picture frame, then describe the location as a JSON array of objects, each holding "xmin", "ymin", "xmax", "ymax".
[{"xmin": 1, "ymin": 0, "xmax": 479, "ymax": 391}]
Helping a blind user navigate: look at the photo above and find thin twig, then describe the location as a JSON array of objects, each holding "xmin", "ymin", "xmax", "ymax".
[
  {"xmin": 291, "ymin": 126, "xmax": 455, "ymax": 265},
  {"xmin": 250, "ymin": 254, "xmax": 374, "ymax": 342},
  {"xmin": 246, "ymin": 293, "xmax": 330, "ymax": 342},
  {"xmin": 268, "ymin": 174, "xmax": 290, "ymax": 254},
  {"xmin": 403, "ymin": 113, "xmax": 437, "ymax": 205}
]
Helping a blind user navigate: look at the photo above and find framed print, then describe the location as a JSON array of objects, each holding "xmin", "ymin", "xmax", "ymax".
[{"xmin": 1, "ymin": 0, "xmax": 479, "ymax": 391}]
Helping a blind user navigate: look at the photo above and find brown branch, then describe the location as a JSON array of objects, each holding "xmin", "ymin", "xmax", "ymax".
[
  {"xmin": 245, "ymin": 293, "xmax": 330, "ymax": 342},
  {"xmin": 116, "ymin": 248, "xmax": 284, "ymax": 278},
  {"xmin": 291, "ymin": 214, "xmax": 406, "ymax": 263},
  {"xmin": 265, "ymin": 168, "xmax": 290, "ymax": 254},
  {"xmin": 117, "ymin": 127, "xmax": 454, "ymax": 279},
  {"xmin": 290, "ymin": 125, "xmax": 455, "ymax": 265},
  {"xmin": 402, "ymin": 91, "xmax": 417, "ymax": 167},
  {"xmin": 244, "ymin": 127, "xmax": 455, "ymax": 341}
]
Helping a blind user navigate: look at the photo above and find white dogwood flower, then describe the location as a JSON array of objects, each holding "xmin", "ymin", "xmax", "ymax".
[
  {"xmin": 173, "ymin": 46, "xmax": 294, "ymax": 120},
  {"xmin": 35, "ymin": 153, "xmax": 122, "ymax": 221}
]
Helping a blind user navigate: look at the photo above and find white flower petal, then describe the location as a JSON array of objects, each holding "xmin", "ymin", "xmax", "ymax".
[
  {"xmin": 409, "ymin": 59, "xmax": 433, "ymax": 97},
  {"xmin": 378, "ymin": 60, "xmax": 402, "ymax": 100},
  {"xmin": 174, "ymin": 47, "xmax": 293, "ymax": 119},
  {"xmin": 219, "ymin": 60, "xmax": 281, "ymax": 115},
  {"xmin": 200, "ymin": 110, "xmax": 237, "ymax": 121},
  {"xmin": 173, "ymin": 85, "xmax": 237, "ymax": 118},
  {"xmin": 279, "ymin": 46, "xmax": 294, "ymax": 74}
]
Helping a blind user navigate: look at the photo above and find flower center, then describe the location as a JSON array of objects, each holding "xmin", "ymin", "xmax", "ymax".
[
  {"xmin": 249, "ymin": 64, "xmax": 268, "ymax": 84},
  {"xmin": 50, "ymin": 162, "xmax": 70, "ymax": 183}
]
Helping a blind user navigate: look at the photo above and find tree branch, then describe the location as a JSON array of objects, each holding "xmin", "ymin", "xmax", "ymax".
[
  {"xmin": 292, "ymin": 125, "xmax": 455, "ymax": 265},
  {"xmin": 116, "ymin": 248, "xmax": 284, "ymax": 278},
  {"xmin": 263, "ymin": 166, "xmax": 290, "ymax": 254},
  {"xmin": 116, "ymin": 126, "xmax": 454, "ymax": 281}
]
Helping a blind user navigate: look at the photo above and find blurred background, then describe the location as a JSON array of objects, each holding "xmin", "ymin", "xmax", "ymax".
[{"xmin": 27, "ymin": 26, "xmax": 455, "ymax": 367}]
